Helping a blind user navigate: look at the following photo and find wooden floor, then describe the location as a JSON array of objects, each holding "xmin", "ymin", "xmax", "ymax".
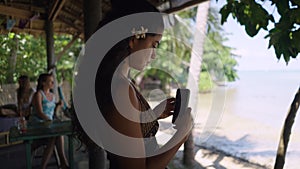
[{"xmin": 0, "ymin": 143, "xmax": 89, "ymax": 169}]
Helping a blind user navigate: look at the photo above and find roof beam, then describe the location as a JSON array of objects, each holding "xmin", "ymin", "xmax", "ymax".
[
  {"xmin": 5, "ymin": 2, "xmax": 46, "ymax": 14},
  {"xmin": 52, "ymin": 0, "xmax": 67, "ymax": 21},
  {"xmin": 48, "ymin": 0, "xmax": 60, "ymax": 20},
  {"xmin": 163, "ymin": 0, "xmax": 209, "ymax": 13},
  {"xmin": 60, "ymin": 10, "xmax": 81, "ymax": 23},
  {"xmin": 0, "ymin": 4, "xmax": 33, "ymax": 19},
  {"xmin": 48, "ymin": 0, "xmax": 67, "ymax": 21},
  {"xmin": 68, "ymin": 0, "xmax": 82, "ymax": 11},
  {"xmin": 57, "ymin": 16, "xmax": 83, "ymax": 32},
  {"xmin": 149, "ymin": 0, "xmax": 167, "ymax": 8},
  {"xmin": 11, "ymin": 27, "xmax": 44, "ymax": 34}
]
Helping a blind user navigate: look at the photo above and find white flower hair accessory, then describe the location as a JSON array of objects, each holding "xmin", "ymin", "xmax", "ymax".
[{"xmin": 131, "ymin": 26, "xmax": 148, "ymax": 39}]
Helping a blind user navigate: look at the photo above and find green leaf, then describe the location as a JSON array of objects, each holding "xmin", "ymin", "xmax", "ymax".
[
  {"xmin": 290, "ymin": 0, "xmax": 300, "ymax": 7},
  {"xmin": 220, "ymin": 4, "xmax": 232, "ymax": 24},
  {"xmin": 273, "ymin": 44, "xmax": 282, "ymax": 60},
  {"xmin": 290, "ymin": 29, "xmax": 300, "ymax": 58},
  {"xmin": 289, "ymin": 8, "xmax": 300, "ymax": 24},
  {"xmin": 275, "ymin": 0, "xmax": 289, "ymax": 16},
  {"xmin": 267, "ymin": 28, "xmax": 281, "ymax": 47},
  {"xmin": 245, "ymin": 24, "xmax": 259, "ymax": 37},
  {"xmin": 283, "ymin": 51, "xmax": 290, "ymax": 63}
]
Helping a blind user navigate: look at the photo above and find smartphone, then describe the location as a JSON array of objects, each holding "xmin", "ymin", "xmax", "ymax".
[{"xmin": 172, "ymin": 88, "xmax": 190, "ymax": 123}]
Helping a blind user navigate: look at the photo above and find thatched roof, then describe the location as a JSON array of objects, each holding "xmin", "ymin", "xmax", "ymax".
[{"xmin": 0, "ymin": 0, "xmax": 207, "ymax": 37}]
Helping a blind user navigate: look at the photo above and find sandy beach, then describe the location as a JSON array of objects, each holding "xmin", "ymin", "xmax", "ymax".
[
  {"xmin": 190, "ymin": 84, "xmax": 300, "ymax": 169},
  {"xmin": 154, "ymin": 74, "xmax": 300, "ymax": 169}
]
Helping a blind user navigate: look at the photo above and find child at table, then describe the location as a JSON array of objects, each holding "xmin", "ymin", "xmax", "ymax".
[{"xmin": 30, "ymin": 73, "xmax": 69, "ymax": 169}]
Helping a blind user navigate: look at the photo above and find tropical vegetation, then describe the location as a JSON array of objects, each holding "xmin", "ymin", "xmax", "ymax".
[
  {"xmin": 0, "ymin": 33, "xmax": 82, "ymax": 84},
  {"xmin": 142, "ymin": 7, "xmax": 238, "ymax": 92},
  {"xmin": 220, "ymin": 0, "xmax": 300, "ymax": 63}
]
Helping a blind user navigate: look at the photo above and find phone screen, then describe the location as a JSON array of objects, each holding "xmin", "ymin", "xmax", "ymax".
[{"xmin": 172, "ymin": 88, "xmax": 190, "ymax": 123}]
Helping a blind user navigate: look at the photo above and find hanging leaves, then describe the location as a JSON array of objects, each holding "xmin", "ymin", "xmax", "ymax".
[
  {"xmin": 220, "ymin": 0, "xmax": 300, "ymax": 63},
  {"xmin": 220, "ymin": 0, "xmax": 272, "ymax": 37}
]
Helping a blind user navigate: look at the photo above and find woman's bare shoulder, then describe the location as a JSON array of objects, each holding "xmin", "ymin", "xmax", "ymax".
[
  {"xmin": 32, "ymin": 90, "xmax": 42, "ymax": 100},
  {"xmin": 113, "ymin": 76, "xmax": 136, "ymax": 97}
]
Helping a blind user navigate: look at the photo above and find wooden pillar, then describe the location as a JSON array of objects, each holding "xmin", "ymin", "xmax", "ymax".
[
  {"xmin": 83, "ymin": 1, "xmax": 106, "ymax": 169},
  {"xmin": 45, "ymin": 20, "xmax": 58, "ymax": 94},
  {"xmin": 45, "ymin": 20, "xmax": 55, "ymax": 71},
  {"xmin": 84, "ymin": 0, "xmax": 102, "ymax": 41}
]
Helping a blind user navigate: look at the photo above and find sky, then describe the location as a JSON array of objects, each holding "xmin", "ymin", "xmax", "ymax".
[{"xmin": 210, "ymin": 1, "xmax": 300, "ymax": 71}]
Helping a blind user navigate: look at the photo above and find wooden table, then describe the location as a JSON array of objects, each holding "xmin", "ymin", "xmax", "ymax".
[{"xmin": 9, "ymin": 120, "xmax": 74, "ymax": 169}]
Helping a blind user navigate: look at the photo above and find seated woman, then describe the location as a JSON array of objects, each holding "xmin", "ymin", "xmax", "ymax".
[
  {"xmin": 30, "ymin": 73, "xmax": 69, "ymax": 169},
  {"xmin": 0, "ymin": 75, "xmax": 34, "ymax": 118},
  {"xmin": 17, "ymin": 75, "xmax": 35, "ymax": 119}
]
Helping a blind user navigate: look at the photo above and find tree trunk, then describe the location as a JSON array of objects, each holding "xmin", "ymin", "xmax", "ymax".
[
  {"xmin": 7, "ymin": 34, "xmax": 18, "ymax": 83},
  {"xmin": 274, "ymin": 87, "xmax": 300, "ymax": 169},
  {"xmin": 184, "ymin": 1, "xmax": 210, "ymax": 166},
  {"xmin": 183, "ymin": 133, "xmax": 195, "ymax": 165}
]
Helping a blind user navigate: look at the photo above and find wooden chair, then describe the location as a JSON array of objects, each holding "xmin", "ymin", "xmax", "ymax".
[
  {"xmin": 0, "ymin": 131, "xmax": 17, "ymax": 147},
  {"xmin": 0, "ymin": 117, "xmax": 23, "ymax": 147}
]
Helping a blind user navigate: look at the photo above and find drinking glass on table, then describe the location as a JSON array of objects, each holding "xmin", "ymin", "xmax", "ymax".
[{"xmin": 15, "ymin": 117, "xmax": 27, "ymax": 133}]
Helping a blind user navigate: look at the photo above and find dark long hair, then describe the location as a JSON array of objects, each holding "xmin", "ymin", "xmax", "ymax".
[
  {"xmin": 17, "ymin": 75, "xmax": 30, "ymax": 102},
  {"xmin": 36, "ymin": 73, "xmax": 53, "ymax": 91},
  {"xmin": 74, "ymin": 0, "xmax": 164, "ymax": 149}
]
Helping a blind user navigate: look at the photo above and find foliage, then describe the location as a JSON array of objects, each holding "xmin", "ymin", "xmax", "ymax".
[
  {"xmin": 54, "ymin": 35, "xmax": 83, "ymax": 84},
  {"xmin": 202, "ymin": 32, "xmax": 239, "ymax": 82},
  {"xmin": 219, "ymin": 0, "xmax": 300, "ymax": 63},
  {"xmin": 153, "ymin": 30, "xmax": 191, "ymax": 87},
  {"xmin": 0, "ymin": 33, "xmax": 47, "ymax": 84},
  {"xmin": 198, "ymin": 71, "xmax": 214, "ymax": 92},
  {"xmin": 202, "ymin": 7, "xmax": 239, "ymax": 83},
  {"xmin": 0, "ymin": 33, "xmax": 82, "ymax": 85},
  {"xmin": 143, "ymin": 7, "xmax": 238, "ymax": 92}
]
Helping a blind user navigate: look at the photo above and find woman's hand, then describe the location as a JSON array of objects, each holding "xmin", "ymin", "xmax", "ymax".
[
  {"xmin": 153, "ymin": 98, "xmax": 175, "ymax": 120},
  {"xmin": 57, "ymin": 100, "xmax": 63, "ymax": 107},
  {"xmin": 158, "ymin": 108, "xmax": 193, "ymax": 154},
  {"xmin": 56, "ymin": 100, "xmax": 64, "ymax": 108}
]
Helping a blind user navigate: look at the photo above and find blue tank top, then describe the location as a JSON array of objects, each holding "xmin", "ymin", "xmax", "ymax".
[{"xmin": 31, "ymin": 90, "xmax": 56, "ymax": 121}]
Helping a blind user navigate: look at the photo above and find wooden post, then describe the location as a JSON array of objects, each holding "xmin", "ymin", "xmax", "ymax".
[
  {"xmin": 274, "ymin": 87, "xmax": 300, "ymax": 169},
  {"xmin": 84, "ymin": 0, "xmax": 102, "ymax": 41},
  {"xmin": 45, "ymin": 19, "xmax": 58, "ymax": 94},
  {"xmin": 45, "ymin": 20, "xmax": 55, "ymax": 71},
  {"xmin": 83, "ymin": 1, "xmax": 106, "ymax": 169}
]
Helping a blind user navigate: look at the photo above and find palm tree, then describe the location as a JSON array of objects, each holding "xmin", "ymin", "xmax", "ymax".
[{"xmin": 184, "ymin": 1, "xmax": 211, "ymax": 166}]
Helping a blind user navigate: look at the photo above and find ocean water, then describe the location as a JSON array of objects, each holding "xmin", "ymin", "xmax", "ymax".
[
  {"xmin": 194, "ymin": 70, "xmax": 300, "ymax": 168},
  {"xmin": 231, "ymin": 70, "xmax": 300, "ymax": 128}
]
